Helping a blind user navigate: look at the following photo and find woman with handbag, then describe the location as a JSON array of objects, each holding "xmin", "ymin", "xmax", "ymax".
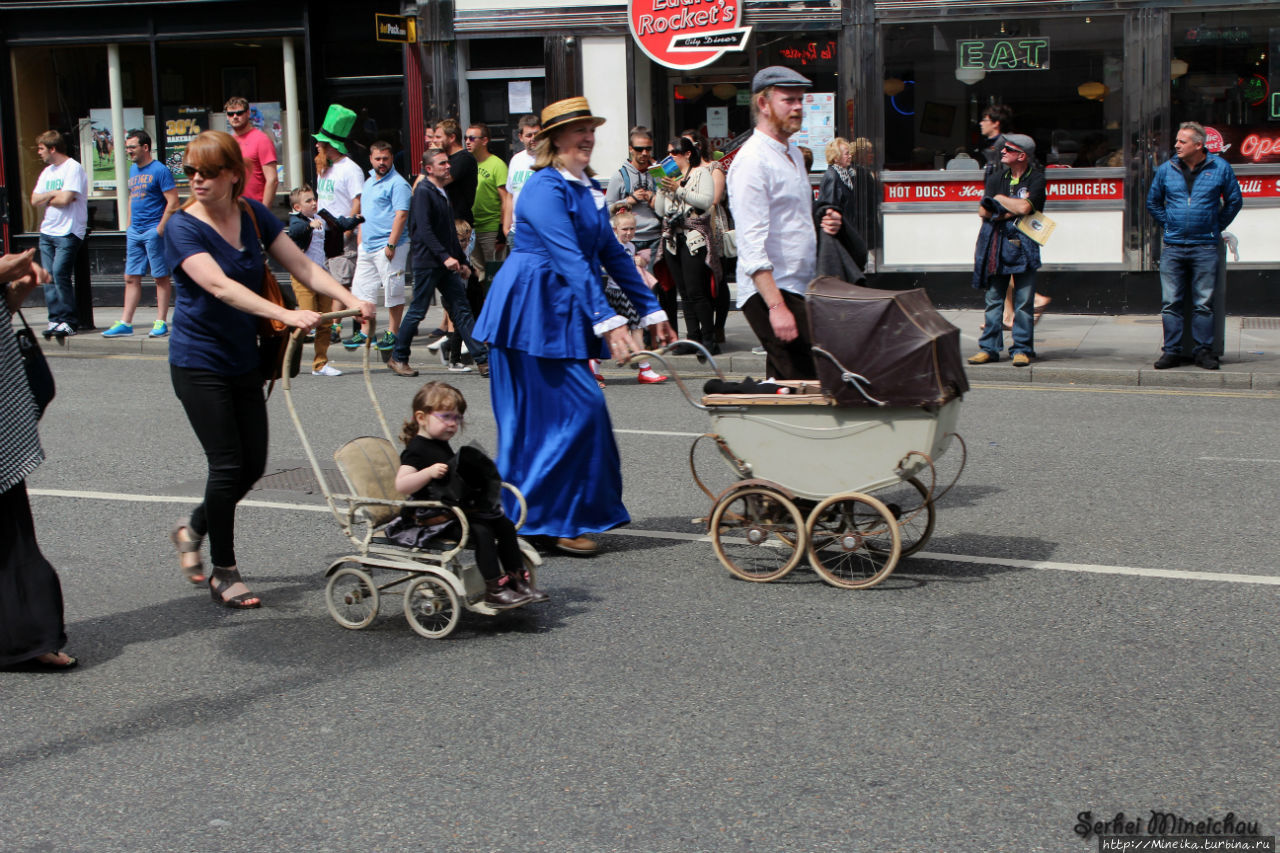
[
  {"xmin": 165, "ymin": 131, "xmax": 372, "ymax": 608},
  {"xmin": 1, "ymin": 249, "xmax": 78, "ymax": 671},
  {"xmin": 655, "ymin": 136, "xmax": 721, "ymax": 355}
]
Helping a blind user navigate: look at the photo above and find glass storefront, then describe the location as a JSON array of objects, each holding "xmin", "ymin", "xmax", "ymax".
[
  {"xmin": 1171, "ymin": 9, "xmax": 1280, "ymax": 166},
  {"xmin": 881, "ymin": 16, "xmax": 1125, "ymax": 171}
]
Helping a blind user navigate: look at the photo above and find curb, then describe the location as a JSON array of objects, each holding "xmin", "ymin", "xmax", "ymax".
[{"xmin": 42, "ymin": 337, "xmax": 1280, "ymax": 393}]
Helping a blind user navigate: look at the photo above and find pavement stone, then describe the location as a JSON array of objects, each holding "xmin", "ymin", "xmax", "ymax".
[{"xmin": 20, "ymin": 303, "xmax": 1280, "ymax": 393}]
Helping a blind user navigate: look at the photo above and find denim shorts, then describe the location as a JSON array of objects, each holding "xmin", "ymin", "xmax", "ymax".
[{"xmin": 125, "ymin": 229, "xmax": 170, "ymax": 277}]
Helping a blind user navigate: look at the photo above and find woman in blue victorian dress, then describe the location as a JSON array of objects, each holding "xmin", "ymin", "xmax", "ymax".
[{"xmin": 474, "ymin": 97, "xmax": 676, "ymax": 557}]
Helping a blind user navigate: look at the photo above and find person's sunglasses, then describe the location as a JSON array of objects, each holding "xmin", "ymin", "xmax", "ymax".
[
  {"xmin": 431, "ymin": 411, "xmax": 463, "ymax": 424},
  {"xmin": 1002, "ymin": 146, "xmax": 1024, "ymax": 154},
  {"xmin": 631, "ymin": 145, "xmax": 652, "ymax": 151},
  {"xmin": 182, "ymin": 164, "xmax": 225, "ymax": 180},
  {"xmin": 226, "ymin": 109, "xmax": 248, "ymax": 117},
  {"xmin": 465, "ymin": 135, "xmax": 484, "ymax": 142}
]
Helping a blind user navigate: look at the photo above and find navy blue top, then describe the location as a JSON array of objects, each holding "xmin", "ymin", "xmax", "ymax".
[{"xmin": 165, "ymin": 198, "xmax": 284, "ymax": 375}]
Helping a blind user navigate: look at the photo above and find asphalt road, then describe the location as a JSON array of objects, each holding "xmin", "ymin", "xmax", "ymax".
[{"xmin": 3, "ymin": 354, "xmax": 1278, "ymax": 853}]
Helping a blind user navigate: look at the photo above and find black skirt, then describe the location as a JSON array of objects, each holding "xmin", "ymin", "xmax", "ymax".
[{"xmin": 0, "ymin": 480, "xmax": 67, "ymax": 666}]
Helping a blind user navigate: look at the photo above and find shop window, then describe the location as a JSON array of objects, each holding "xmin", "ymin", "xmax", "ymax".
[
  {"xmin": 10, "ymin": 44, "xmax": 151, "ymax": 233},
  {"xmin": 1171, "ymin": 11, "xmax": 1280, "ymax": 165},
  {"xmin": 881, "ymin": 17, "xmax": 1123, "ymax": 171}
]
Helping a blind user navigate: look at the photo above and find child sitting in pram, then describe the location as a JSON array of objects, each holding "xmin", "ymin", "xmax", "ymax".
[{"xmin": 384, "ymin": 381, "xmax": 548, "ymax": 608}]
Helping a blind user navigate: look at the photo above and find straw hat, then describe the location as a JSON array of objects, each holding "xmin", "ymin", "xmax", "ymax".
[{"xmin": 536, "ymin": 97, "xmax": 606, "ymax": 140}]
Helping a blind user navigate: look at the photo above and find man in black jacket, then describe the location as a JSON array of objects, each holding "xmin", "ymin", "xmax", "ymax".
[{"xmin": 388, "ymin": 149, "xmax": 489, "ymax": 377}]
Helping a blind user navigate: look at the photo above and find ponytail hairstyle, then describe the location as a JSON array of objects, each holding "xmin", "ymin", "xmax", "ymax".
[{"xmin": 400, "ymin": 381, "xmax": 468, "ymax": 445}]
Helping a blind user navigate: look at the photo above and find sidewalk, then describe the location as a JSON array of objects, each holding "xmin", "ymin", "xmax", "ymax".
[{"xmin": 18, "ymin": 304, "xmax": 1280, "ymax": 391}]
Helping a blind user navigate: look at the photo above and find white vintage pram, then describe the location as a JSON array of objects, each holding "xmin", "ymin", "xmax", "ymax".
[
  {"xmin": 639, "ymin": 278, "xmax": 968, "ymax": 589},
  {"xmin": 282, "ymin": 310, "xmax": 542, "ymax": 639}
]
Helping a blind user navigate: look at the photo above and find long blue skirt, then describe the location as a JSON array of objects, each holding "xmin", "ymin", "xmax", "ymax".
[{"xmin": 487, "ymin": 346, "xmax": 630, "ymax": 538}]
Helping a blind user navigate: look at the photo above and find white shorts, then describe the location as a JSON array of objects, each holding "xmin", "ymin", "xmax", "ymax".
[{"xmin": 352, "ymin": 248, "xmax": 406, "ymax": 307}]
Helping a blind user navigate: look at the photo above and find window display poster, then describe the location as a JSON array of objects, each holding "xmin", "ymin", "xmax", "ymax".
[
  {"xmin": 707, "ymin": 107, "xmax": 729, "ymax": 138},
  {"xmin": 251, "ymin": 102, "xmax": 285, "ymax": 187},
  {"xmin": 84, "ymin": 108, "xmax": 145, "ymax": 193},
  {"xmin": 793, "ymin": 93, "xmax": 835, "ymax": 171},
  {"xmin": 508, "ymin": 81, "xmax": 533, "ymax": 115},
  {"xmin": 162, "ymin": 106, "xmax": 208, "ymax": 185}
]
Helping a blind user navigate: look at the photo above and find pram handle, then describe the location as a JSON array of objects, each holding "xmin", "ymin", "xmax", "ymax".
[
  {"xmin": 628, "ymin": 338, "xmax": 725, "ymax": 412},
  {"xmin": 810, "ymin": 347, "xmax": 888, "ymax": 407}
]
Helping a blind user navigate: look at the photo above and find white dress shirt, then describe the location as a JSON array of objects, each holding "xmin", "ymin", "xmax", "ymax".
[{"xmin": 726, "ymin": 131, "xmax": 817, "ymax": 308}]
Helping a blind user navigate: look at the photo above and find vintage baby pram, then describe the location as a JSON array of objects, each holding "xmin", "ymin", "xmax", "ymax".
[
  {"xmin": 639, "ymin": 277, "xmax": 968, "ymax": 589},
  {"xmin": 282, "ymin": 310, "xmax": 542, "ymax": 639}
]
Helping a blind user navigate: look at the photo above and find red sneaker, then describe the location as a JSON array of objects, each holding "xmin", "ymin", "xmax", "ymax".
[{"xmin": 638, "ymin": 371, "xmax": 668, "ymax": 384}]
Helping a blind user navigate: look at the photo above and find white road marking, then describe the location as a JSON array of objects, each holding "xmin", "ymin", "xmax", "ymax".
[
  {"xmin": 27, "ymin": 488, "xmax": 1280, "ymax": 587},
  {"xmin": 614, "ymin": 428, "xmax": 703, "ymax": 437},
  {"xmin": 1198, "ymin": 456, "xmax": 1280, "ymax": 464}
]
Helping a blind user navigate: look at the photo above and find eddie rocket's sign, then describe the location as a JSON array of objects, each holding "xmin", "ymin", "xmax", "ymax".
[{"xmin": 628, "ymin": 0, "xmax": 751, "ymax": 70}]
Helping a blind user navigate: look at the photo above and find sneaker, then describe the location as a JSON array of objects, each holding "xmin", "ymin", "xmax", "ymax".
[
  {"xmin": 312, "ymin": 364, "xmax": 343, "ymax": 377},
  {"xmin": 329, "ymin": 323, "xmax": 342, "ymax": 344},
  {"xmin": 375, "ymin": 331, "xmax": 396, "ymax": 351},
  {"xmin": 1153, "ymin": 352, "xmax": 1182, "ymax": 370},
  {"xmin": 53, "ymin": 322, "xmax": 76, "ymax": 337},
  {"xmin": 448, "ymin": 362, "xmax": 473, "ymax": 373},
  {"xmin": 342, "ymin": 331, "xmax": 368, "ymax": 349},
  {"xmin": 426, "ymin": 337, "xmax": 445, "ymax": 352},
  {"xmin": 102, "ymin": 321, "xmax": 133, "ymax": 337},
  {"xmin": 1011, "ymin": 353, "xmax": 1031, "ymax": 367},
  {"xmin": 459, "ymin": 341, "xmax": 469, "ymax": 356},
  {"xmin": 967, "ymin": 351, "xmax": 998, "ymax": 365},
  {"xmin": 1194, "ymin": 350, "xmax": 1220, "ymax": 370},
  {"xmin": 751, "ymin": 345, "xmax": 766, "ymax": 355},
  {"xmin": 149, "ymin": 320, "xmax": 169, "ymax": 338},
  {"xmin": 638, "ymin": 370, "xmax": 668, "ymax": 384}
]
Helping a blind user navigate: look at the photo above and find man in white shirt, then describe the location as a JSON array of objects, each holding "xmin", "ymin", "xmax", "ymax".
[
  {"xmin": 501, "ymin": 114, "xmax": 540, "ymax": 247},
  {"xmin": 30, "ymin": 130, "xmax": 88, "ymax": 337},
  {"xmin": 313, "ymin": 104, "xmax": 363, "ymax": 339},
  {"xmin": 727, "ymin": 67, "xmax": 841, "ymax": 380}
]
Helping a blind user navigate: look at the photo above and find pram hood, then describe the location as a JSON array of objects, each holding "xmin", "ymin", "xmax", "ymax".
[{"xmin": 806, "ymin": 276, "xmax": 970, "ymax": 408}]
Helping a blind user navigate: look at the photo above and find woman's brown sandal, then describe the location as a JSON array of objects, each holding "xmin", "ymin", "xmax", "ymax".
[
  {"xmin": 209, "ymin": 566, "xmax": 261, "ymax": 610},
  {"xmin": 170, "ymin": 521, "xmax": 207, "ymax": 585}
]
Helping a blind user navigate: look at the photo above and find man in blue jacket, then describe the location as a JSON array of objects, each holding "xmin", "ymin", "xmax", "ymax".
[
  {"xmin": 1146, "ymin": 122, "xmax": 1242, "ymax": 370},
  {"xmin": 388, "ymin": 148, "xmax": 488, "ymax": 378}
]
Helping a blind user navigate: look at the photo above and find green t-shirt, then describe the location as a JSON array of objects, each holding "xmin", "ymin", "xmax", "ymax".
[{"xmin": 472, "ymin": 154, "xmax": 508, "ymax": 233}]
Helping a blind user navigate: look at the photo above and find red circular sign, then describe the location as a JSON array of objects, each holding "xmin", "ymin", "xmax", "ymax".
[{"xmin": 628, "ymin": 0, "xmax": 750, "ymax": 70}]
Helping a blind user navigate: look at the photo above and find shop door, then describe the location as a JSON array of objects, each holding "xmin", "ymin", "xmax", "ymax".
[
  {"xmin": 668, "ymin": 75, "xmax": 753, "ymax": 156},
  {"xmin": 320, "ymin": 84, "xmax": 408, "ymax": 179}
]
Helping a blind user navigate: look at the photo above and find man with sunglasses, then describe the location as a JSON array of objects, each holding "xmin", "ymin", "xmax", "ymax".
[
  {"xmin": 606, "ymin": 127, "xmax": 667, "ymax": 323},
  {"xmin": 224, "ymin": 97, "xmax": 277, "ymax": 205},
  {"xmin": 968, "ymin": 133, "xmax": 1046, "ymax": 368},
  {"xmin": 465, "ymin": 123, "xmax": 510, "ymax": 269}
]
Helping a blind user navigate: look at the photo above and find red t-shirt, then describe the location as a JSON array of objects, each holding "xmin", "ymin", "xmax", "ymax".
[{"xmin": 235, "ymin": 127, "xmax": 278, "ymax": 203}]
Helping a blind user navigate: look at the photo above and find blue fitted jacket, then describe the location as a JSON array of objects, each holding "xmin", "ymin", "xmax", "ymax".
[{"xmin": 1146, "ymin": 153, "xmax": 1242, "ymax": 246}]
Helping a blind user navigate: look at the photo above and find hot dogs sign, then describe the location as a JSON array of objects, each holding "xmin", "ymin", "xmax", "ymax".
[{"xmin": 629, "ymin": 0, "xmax": 751, "ymax": 70}]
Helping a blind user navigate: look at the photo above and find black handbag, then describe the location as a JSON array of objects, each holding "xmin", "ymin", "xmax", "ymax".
[{"xmin": 15, "ymin": 310, "xmax": 55, "ymax": 418}]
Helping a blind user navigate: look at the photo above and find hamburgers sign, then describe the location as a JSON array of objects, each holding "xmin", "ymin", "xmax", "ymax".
[{"xmin": 629, "ymin": 0, "xmax": 751, "ymax": 70}]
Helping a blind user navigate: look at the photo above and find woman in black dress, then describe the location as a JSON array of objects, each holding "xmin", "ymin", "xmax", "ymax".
[{"xmin": 0, "ymin": 249, "xmax": 77, "ymax": 671}]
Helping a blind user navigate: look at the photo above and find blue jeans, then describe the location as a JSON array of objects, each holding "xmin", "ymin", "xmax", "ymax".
[
  {"xmin": 393, "ymin": 266, "xmax": 487, "ymax": 365},
  {"xmin": 979, "ymin": 270, "xmax": 1036, "ymax": 356},
  {"xmin": 1159, "ymin": 243, "xmax": 1218, "ymax": 355},
  {"xmin": 38, "ymin": 233, "xmax": 82, "ymax": 327}
]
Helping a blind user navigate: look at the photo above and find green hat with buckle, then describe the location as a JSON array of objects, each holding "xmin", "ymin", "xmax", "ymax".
[{"xmin": 313, "ymin": 104, "xmax": 356, "ymax": 154}]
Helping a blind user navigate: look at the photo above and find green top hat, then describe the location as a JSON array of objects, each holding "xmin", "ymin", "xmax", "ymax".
[{"xmin": 314, "ymin": 104, "xmax": 356, "ymax": 154}]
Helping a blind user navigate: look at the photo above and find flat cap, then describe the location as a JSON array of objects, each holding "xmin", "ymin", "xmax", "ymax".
[
  {"xmin": 1003, "ymin": 133, "xmax": 1036, "ymax": 157},
  {"xmin": 751, "ymin": 65, "xmax": 813, "ymax": 93}
]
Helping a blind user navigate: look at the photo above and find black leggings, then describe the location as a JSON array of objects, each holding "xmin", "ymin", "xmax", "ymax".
[
  {"xmin": 462, "ymin": 514, "xmax": 523, "ymax": 581},
  {"xmin": 170, "ymin": 364, "xmax": 268, "ymax": 567}
]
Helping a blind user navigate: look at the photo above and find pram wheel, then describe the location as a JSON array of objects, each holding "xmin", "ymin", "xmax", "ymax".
[
  {"xmin": 869, "ymin": 477, "xmax": 936, "ymax": 557},
  {"xmin": 403, "ymin": 574, "xmax": 461, "ymax": 639},
  {"xmin": 806, "ymin": 492, "xmax": 902, "ymax": 589},
  {"xmin": 326, "ymin": 565, "xmax": 380, "ymax": 629},
  {"xmin": 709, "ymin": 485, "xmax": 806, "ymax": 582}
]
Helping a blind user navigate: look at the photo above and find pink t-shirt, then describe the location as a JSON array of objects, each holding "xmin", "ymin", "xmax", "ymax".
[{"xmin": 235, "ymin": 127, "xmax": 278, "ymax": 202}]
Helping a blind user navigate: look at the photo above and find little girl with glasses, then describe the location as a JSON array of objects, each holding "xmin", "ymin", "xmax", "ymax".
[{"xmin": 386, "ymin": 382, "xmax": 547, "ymax": 609}]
